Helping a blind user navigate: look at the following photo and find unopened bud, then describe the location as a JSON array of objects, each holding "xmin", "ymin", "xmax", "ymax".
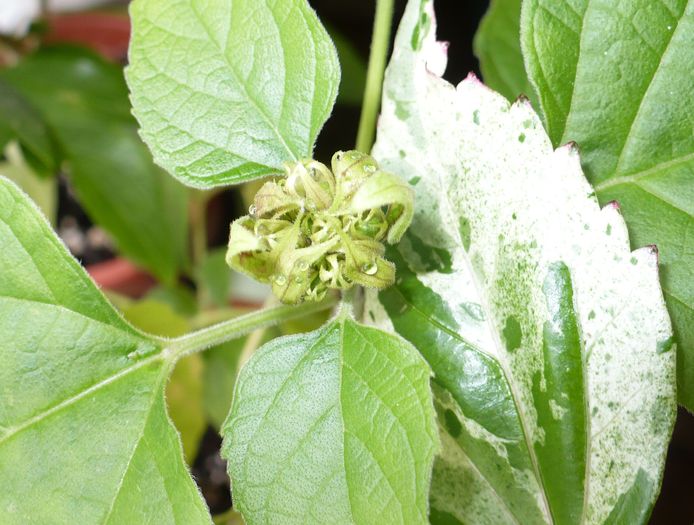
[{"xmin": 226, "ymin": 151, "xmax": 414, "ymax": 304}]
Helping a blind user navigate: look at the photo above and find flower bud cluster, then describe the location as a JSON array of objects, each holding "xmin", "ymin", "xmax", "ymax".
[{"xmin": 226, "ymin": 150, "xmax": 414, "ymax": 304}]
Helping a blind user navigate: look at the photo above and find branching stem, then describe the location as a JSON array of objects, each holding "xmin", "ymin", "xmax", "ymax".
[{"xmin": 167, "ymin": 295, "xmax": 338, "ymax": 360}]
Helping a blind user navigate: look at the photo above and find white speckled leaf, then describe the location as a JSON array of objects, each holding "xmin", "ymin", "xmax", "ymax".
[{"xmin": 367, "ymin": 1, "xmax": 677, "ymax": 523}]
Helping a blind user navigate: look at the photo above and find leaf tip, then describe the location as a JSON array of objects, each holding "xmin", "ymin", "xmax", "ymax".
[
  {"xmin": 558, "ymin": 140, "xmax": 580, "ymax": 157},
  {"xmin": 605, "ymin": 200, "xmax": 622, "ymax": 212},
  {"xmin": 647, "ymin": 244, "xmax": 660, "ymax": 262},
  {"xmin": 513, "ymin": 94, "xmax": 538, "ymax": 114},
  {"xmin": 465, "ymin": 71, "xmax": 480, "ymax": 83}
]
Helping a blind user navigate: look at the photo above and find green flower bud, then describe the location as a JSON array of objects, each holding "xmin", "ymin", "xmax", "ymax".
[{"xmin": 226, "ymin": 151, "xmax": 414, "ymax": 304}]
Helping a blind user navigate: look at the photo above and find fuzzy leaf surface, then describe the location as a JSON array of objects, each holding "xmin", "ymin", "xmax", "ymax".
[
  {"xmin": 0, "ymin": 178, "xmax": 209, "ymax": 524},
  {"xmin": 367, "ymin": 1, "xmax": 676, "ymax": 523},
  {"xmin": 127, "ymin": 0, "xmax": 340, "ymax": 187},
  {"xmin": 222, "ymin": 317, "xmax": 438, "ymax": 525},
  {"xmin": 521, "ymin": 0, "xmax": 694, "ymax": 409}
]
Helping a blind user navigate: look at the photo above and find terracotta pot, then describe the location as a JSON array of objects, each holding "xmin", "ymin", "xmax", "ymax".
[
  {"xmin": 87, "ymin": 257, "xmax": 155, "ymax": 298},
  {"xmin": 45, "ymin": 12, "xmax": 130, "ymax": 61}
]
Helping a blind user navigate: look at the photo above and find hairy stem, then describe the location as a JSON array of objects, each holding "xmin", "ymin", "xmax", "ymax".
[
  {"xmin": 355, "ymin": 0, "xmax": 395, "ymax": 153},
  {"xmin": 167, "ymin": 295, "xmax": 339, "ymax": 360}
]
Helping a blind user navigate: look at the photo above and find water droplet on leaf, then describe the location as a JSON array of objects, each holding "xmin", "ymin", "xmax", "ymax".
[{"xmin": 362, "ymin": 262, "xmax": 378, "ymax": 275}]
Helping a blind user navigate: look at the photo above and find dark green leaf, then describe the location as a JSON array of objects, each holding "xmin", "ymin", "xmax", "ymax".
[
  {"xmin": 326, "ymin": 23, "xmax": 367, "ymax": 107},
  {"xmin": 473, "ymin": 0, "xmax": 536, "ymax": 105},
  {"xmin": 0, "ymin": 79, "xmax": 58, "ymax": 177},
  {"xmin": 521, "ymin": 0, "xmax": 694, "ymax": 409},
  {"xmin": 1, "ymin": 47, "xmax": 189, "ymax": 284}
]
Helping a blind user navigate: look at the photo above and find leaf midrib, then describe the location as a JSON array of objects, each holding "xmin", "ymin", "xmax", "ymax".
[
  {"xmin": 187, "ymin": 1, "xmax": 298, "ymax": 162},
  {"xmin": 388, "ymin": 285, "xmax": 524, "ymax": 525},
  {"xmin": 440, "ymin": 187, "xmax": 555, "ymax": 524},
  {"xmin": 0, "ymin": 352, "xmax": 164, "ymax": 447}
]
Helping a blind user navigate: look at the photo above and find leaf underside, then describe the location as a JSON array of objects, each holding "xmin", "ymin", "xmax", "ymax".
[
  {"xmin": 222, "ymin": 317, "xmax": 439, "ymax": 525},
  {"xmin": 126, "ymin": 0, "xmax": 340, "ymax": 188},
  {"xmin": 521, "ymin": 0, "xmax": 694, "ymax": 410},
  {"xmin": 367, "ymin": 1, "xmax": 676, "ymax": 523},
  {"xmin": 0, "ymin": 178, "xmax": 209, "ymax": 524}
]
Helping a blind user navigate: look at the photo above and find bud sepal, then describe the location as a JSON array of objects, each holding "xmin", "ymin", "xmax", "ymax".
[{"xmin": 226, "ymin": 151, "xmax": 414, "ymax": 304}]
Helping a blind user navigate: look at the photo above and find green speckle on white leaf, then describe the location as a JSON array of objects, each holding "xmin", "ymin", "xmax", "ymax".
[
  {"xmin": 521, "ymin": 0, "xmax": 694, "ymax": 411},
  {"xmin": 369, "ymin": 1, "xmax": 676, "ymax": 523}
]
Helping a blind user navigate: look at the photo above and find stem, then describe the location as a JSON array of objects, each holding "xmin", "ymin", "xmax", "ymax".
[
  {"xmin": 190, "ymin": 189, "xmax": 208, "ymax": 272},
  {"xmin": 166, "ymin": 295, "xmax": 338, "ymax": 360},
  {"xmin": 355, "ymin": 0, "xmax": 395, "ymax": 153}
]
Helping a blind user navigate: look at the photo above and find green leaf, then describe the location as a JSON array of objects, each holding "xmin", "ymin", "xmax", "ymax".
[
  {"xmin": 122, "ymin": 299, "xmax": 206, "ymax": 464},
  {"xmin": 473, "ymin": 0, "xmax": 536, "ymax": 105},
  {"xmin": 1, "ymin": 47, "xmax": 189, "ymax": 285},
  {"xmin": 0, "ymin": 142, "xmax": 57, "ymax": 225},
  {"xmin": 202, "ymin": 338, "xmax": 246, "ymax": 430},
  {"xmin": 521, "ymin": 0, "xmax": 694, "ymax": 409},
  {"xmin": 222, "ymin": 316, "xmax": 438, "ymax": 524},
  {"xmin": 368, "ymin": 1, "xmax": 676, "ymax": 522},
  {"xmin": 326, "ymin": 23, "xmax": 367, "ymax": 107},
  {"xmin": 198, "ymin": 247, "xmax": 233, "ymax": 308},
  {"xmin": 126, "ymin": 0, "xmax": 340, "ymax": 188},
  {"xmin": 0, "ymin": 177, "xmax": 209, "ymax": 524},
  {"xmin": 0, "ymin": 79, "xmax": 58, "ymax": 177}
]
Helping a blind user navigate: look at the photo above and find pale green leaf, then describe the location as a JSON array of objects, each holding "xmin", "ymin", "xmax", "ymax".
[
  {"xmin": 122, "ymin": 299, "xmax": 206, "ymax": 464},
  {"xmin": 0, "ymin": 142, "xmax": 57, "ymax": 225},
  {"xmin": 473, "ymin": 0, "xmax": 536, "ymax": 105},
  {"xmin": 127, "ymin": 0, "xmax": 340, "ymax": 188},
  {"xmin": 0, "ymin": 177, "xmax": 210, "ymax": 524},
  {"xmin": 521, "ymin": 0, "xmax": 694, "ymax": 409},
  {"xmin": 367, "ymin": 1, "xmax": 676, "ymax": 523},
  {"xmin": 222, "ymin": 316, "xmax": 438, "ymax": 525},
  {"xmin": 1, "ymin": 47, "xmax": 189, "ymax": 285}
]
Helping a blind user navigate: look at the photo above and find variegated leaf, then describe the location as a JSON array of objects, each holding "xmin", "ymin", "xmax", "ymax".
[{"xmin": 366, "ymin": 1, "xmax": 676, "ymax": 523}]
